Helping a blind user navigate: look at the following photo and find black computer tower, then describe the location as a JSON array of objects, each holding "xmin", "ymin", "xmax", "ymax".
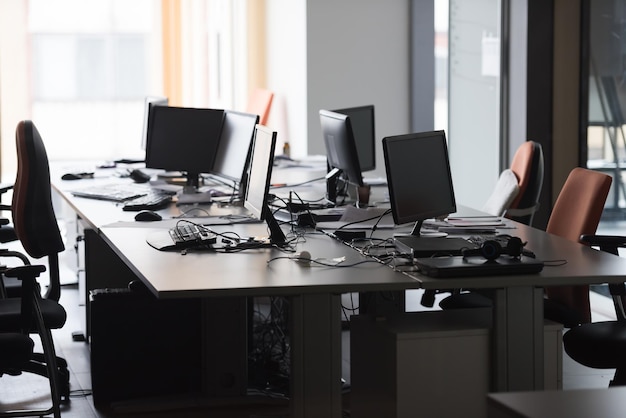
[{"xmin": 89, "ymin": 288, "xmax": 202, "ymax": 408}]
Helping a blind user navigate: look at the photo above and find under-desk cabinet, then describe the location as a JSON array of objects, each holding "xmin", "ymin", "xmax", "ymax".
[{"xmin": 351, "ymin": 309, "xmax": 563, "ymax": 418}]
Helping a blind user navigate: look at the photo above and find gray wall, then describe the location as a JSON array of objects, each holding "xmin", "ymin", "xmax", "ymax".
[{"xmin": 267, "ymin": 0, "xmax": 411, "ymax": 178}]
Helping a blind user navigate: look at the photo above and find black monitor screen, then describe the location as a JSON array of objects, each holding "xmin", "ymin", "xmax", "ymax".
[
  {"xmin": 145, "ymin": 106, "xmax": 224, "ymax": 186},
  {"xmin": 140, "ymin": 96, "xmax": 168, "ymax": 150},
  {"xmin": 383, "ymin": 130, "xmax": 456, "ymax": 230},
  {"xmin": 212, "ymin": 110, "xmax": 259, "ymax": 187},
  {"xmin": 333, "ymin": 105, "xmax": 375, "ymax": 172},
  {"xmin": 319, "ymin": 109, "xmax": 364, "ymax": 187}
]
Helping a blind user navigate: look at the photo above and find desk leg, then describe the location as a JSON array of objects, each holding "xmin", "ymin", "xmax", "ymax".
[
  {"xmin": 492, "ymin": 286, "xmax": 544, "ymax": 391},
  {"xmin": 290, "ymin": 293, "xmax": 342, "ymax": 418},
  {"xmin": 84, "ymin": 228, "xmax": 140, "ymax": 339}
]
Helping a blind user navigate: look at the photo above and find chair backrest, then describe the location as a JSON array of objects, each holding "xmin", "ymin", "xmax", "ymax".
[
  {"xmin": 245, "ymin": 88, "xmax": 274, "ymax": 126},
  {"xmin": 14, "ymin": 121, "xmax": 65, "ymax": 300},
  {"xmin": 545, "ymin": 167, "xmax": 612, "ymax": 323},
  {"xmin": 481, "ymin": 169, "xmax": 520, "ymax": 216},
  {"xmin": 507, "ymin": 140, "xmax": 544, "ymax": 225}
]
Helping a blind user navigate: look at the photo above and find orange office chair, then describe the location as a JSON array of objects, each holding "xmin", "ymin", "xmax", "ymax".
[
  {"xmin": 505, "ymin": 140, "xmax": 544, "ymax": 225},
  {"xmin": 562, "ymin": 234, "xmax": 626, "ymax": 386},
  {"xmin": 0, "ymin": 120, "xmax": 70, "ymax": 417},
  {"xmin": 425, "ymin": 141, "xmax": 544, "ymax": 308},
  {"xmin": 543, "ymin": 167, "xmax": 612, "ymax": 325},
  {"xmin": 246, "ymin": 88, "xmax": 274, "ymax": 126}
]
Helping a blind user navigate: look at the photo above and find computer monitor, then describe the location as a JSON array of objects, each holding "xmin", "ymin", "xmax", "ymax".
[
  {"xmin": 333, "ymin": 105, "xmax": 376, "ymax": 172},
  {"xmin": 211, "ymin": 110, "xmax": 259, "ymax": 198},
  {"xmin": 244, "ymin": 124, "xmax": 286, "ymax": 246},
  {"xmin": 145, "ymin": 105, "xmax": 224, "ymax": 191},
  {"xmin": 319, "ymin": 109, "xmax": 364, "ymax": 204},
  {"xmin": 383, "ymin": 130, "xmax": 457, "ymax": 236},
  {"xmin": 140, "ymin": 96, "xmax": 168, "ymax": 150}
]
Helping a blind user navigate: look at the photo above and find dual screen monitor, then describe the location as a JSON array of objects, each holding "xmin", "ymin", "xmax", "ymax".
[
  {"xmin": 320, "ymin": 108, "xmax": 456, "ymax": 237},
  {"xmin": 143, "ymin": 99, "xmax": 259, "ymax": 197}
]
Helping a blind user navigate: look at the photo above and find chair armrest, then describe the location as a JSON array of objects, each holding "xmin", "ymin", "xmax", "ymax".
[
  {"xmin": 505, "ymin": 203, "xmax": 540, "ymax": 218},
  {"xmin": 580, "ymin": 234, "xmax": 626, "ymax": 256},
  {"xmin": 4, "ymin": 265, "xmax": 47, "ymax": 283},
  {"xmin": 3, "ymin": 265, "xmax": 46, "ymax": 332},
  {"xmin": 0, "ymin": 182, "xmax": 13, "ymax": 194}
]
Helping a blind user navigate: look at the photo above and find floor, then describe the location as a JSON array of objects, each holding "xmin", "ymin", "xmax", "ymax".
[{"xmin": 0, "ymin": 219, "xmax": 623, "ymax": 417}]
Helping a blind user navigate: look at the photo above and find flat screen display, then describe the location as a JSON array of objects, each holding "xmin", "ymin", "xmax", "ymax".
[
  {"xmin": 145, "ymin": 106, "xmax": 224, "ymax": 183},
  {"xmin": 333, "ymin": 105, "xmax": 375, "ymax": 172},
  {"xmin": 212, "ymin": 110, "xmax": 259, "ymax": 186},
  {"xmin": 140, "ymin": 96, "xmax": 168, "ymax": 150},
  {"xmin": 383, "ymin": 130, "xmax": 457, "ymax": 225},
  {"xmin": 244, "ymin": 124, "xmax": 277, "ymax": 221},
  {"xmin": 319, "ymin": 109, "xmax": 364, "ymax": 187}
]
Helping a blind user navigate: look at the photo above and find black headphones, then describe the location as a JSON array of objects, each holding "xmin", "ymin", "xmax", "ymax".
[{"xmin": 462, "ymin": 236, "xmax": 526, "ymax": 261}]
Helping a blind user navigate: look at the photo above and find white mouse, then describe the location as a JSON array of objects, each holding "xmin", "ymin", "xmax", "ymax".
[{"xmin": 293, "ymin": 250, "xmax": 312, "ymax": 265}]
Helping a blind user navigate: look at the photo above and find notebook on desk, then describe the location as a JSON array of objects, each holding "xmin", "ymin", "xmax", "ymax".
[
  {"xmin": 414, "ymin": 255, "xmax": 544, "ymax": 278},
  {"xmin": 393, "ymin": 235, "xmax": 478, "ymax": 257}
]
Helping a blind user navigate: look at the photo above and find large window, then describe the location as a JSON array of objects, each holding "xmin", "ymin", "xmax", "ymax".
[
  {"xmin": 586, "ymin": 0, "xmax": 626, "ymax": 217},
  {"xmin": 0, "ymin": 0, "xmax": 250, "ymax": 179}
]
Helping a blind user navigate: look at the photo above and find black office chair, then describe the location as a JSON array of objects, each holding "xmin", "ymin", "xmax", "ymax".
[
  {"xmin": 0, "ymin": 120, "xmax": 70, "ymax": 416},
  {"xmin": 562, "ymin": 234, "xmax": 626, "ymax": 386}
]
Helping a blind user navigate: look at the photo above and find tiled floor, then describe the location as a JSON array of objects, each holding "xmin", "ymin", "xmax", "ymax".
[{"xmin": 1, "ymin": 218, "xmax": 624, "ymax": 416}]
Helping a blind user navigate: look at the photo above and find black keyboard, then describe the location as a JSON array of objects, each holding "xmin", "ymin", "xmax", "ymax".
[
  {"xmin": 122, "ymin": 190, "xmax": 174, "ymax": 211},
  {"xmin": 169, "ymin": 224, "xmax": 217, "ymax": 247}
]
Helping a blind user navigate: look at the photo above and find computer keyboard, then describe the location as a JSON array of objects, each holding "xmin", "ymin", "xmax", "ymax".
[
  {"xmin": 122, "ymin": 190, "xmax": 174, "ymax": 211},
  {"xmin": 169, "ymin": 224, "xmax": 217, "ymax": 248},
  {"xmin": 71, "ymin": 184, "xmax": 149, "ymax": 202}
]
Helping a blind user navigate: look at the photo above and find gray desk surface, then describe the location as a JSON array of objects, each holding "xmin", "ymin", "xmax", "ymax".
[
  {"xmin": 52, "ymin": 163, "xmax": 626, "ymax": 417},
  {"xmin": 99, "ymin": 223, "xmax": 419, "ymax": 299},
  {"xmin": 488, "ymin": 387, "xmax": 626, "ymax": 418}
]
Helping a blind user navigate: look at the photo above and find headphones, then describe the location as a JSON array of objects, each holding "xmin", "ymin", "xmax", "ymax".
[{"xmin": 462, "ymin": 236, "xmax": 526, "ymax": 261}]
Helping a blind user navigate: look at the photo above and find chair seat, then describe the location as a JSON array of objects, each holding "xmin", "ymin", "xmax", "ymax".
[
  {"xmin": 0, "ymin": 333, "xmax": 34, "ymax": 373},
  {"xmin": 439, "ymin": 292, "xmax": 492, "ymax": 309},
  {"xmin": 564, "ymin": 321, "xmax": 626, "ymax": 369},
  {"xmin": 0, "ymin": 298, "xmax": 67, "ymax": 331}
]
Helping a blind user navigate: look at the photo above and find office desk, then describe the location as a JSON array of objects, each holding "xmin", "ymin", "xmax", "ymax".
[
  {"xmin": 98, "ymin": 223, "xmax": 418, "ymax": 418},
  {"xmin": 52, "ymin": 167, "xmax": 626, "ymax": 417},
  {"xmin": 400, "ymin": 222, "xmax": 626, "ymax": 393}
]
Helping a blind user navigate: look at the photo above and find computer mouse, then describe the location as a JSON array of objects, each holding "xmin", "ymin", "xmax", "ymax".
[
  {"xmin": 62, "ymin": 172, "xmax": 93, "ymax": 181},
  {"xmin": 134, "ymin": 210, "xmax": 162, "ymax": 222},
  {"xmin": 61, "ymin": 173, "xmax": 82, "ymax": 181},
  {"xmin": 129, "ymin": 169, "xmax": 151, "ymax": 183}
]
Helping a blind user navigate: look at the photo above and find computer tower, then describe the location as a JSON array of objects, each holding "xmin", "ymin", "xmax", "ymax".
[{"xmin": 89, "ymin": 288, "xmax": 203, "ymax": 408}]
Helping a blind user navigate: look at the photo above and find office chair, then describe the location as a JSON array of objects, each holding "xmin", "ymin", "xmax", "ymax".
[
  {"xmin": 0, "ymin": 120, "xmax": 70, "ymax": 416},
  {"xmin": 504, "ymin": 140, "xmax": 544, "ymax": 225},
  {"xmin": 424, "ymin": 141, "xmax": 544, "ymax": 308},
  {"xmin": 543, "ymin": 167, "xmax": 612, "ymax": 325},
  {"xmin": 0, "ymin": 265, "xmax": 64, "ymax": 417},
  {"xmin": 437, "ymin": 168, "xmax": 611, "ymax": 328},
  {"xmin": 246, "ymin": 88, "xmax": 274, "ymax": 126},
  {"xmin": 562, "ymin": 234, "xmax": 626, "ymax": 386}
]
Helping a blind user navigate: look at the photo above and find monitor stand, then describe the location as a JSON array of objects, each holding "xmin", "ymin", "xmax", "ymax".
[
  {"xmin": 233, "ymin": 204, "xmax": 287, "ymax": 249},
  {"xmin": 393, "ymin": 220, "xmax": 447, "ymax": 238},
  {"xmin": 178, "ymin": 172, "xmax": 214, "ymax": 205}
]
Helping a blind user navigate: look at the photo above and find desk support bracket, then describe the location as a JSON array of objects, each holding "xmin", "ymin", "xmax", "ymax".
[
  {"xmin": 492, "ymin": 286, "xmax": 545, "ymax": 391},
  {"xmin": 290, "ymin": 293, "xmax": 342, "ymax": 418}
]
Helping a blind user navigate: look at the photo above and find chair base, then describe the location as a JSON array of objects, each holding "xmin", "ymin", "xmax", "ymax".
[{"xmin": 24, "ymin": 354, "xmax": 70, "ymax": 401}]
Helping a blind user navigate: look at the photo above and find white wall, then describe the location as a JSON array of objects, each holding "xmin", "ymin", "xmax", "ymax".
[
  {"xmin": 266, "ymin": 0, "xmax": 411, "ymax": 178},
  {"xmin": 265, "ymin": 0, "xmax": 308, "ymax": 157}
]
